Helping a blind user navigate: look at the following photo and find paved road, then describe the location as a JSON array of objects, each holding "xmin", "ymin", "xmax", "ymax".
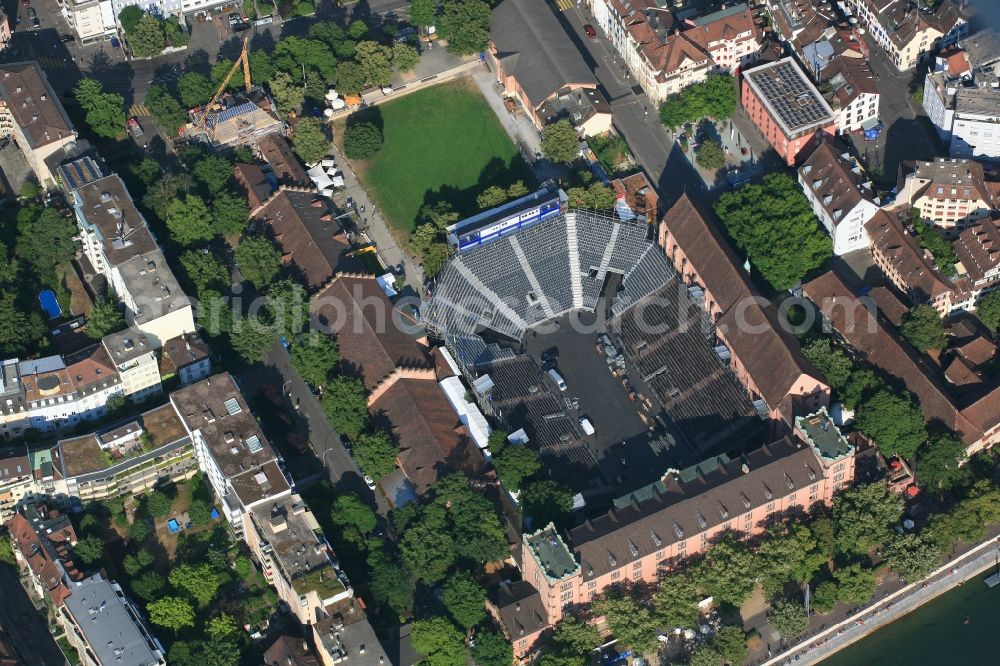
[
  {"xmin": 0, "ymin": 566, "xmax": 66, "ymax": 666},
  {"xmin": 238, "ymin": 340, "xmax": 391, "ymax": 517}
]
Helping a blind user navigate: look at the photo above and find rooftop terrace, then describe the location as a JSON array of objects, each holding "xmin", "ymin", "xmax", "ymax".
[
  {"xmin": 524, "ymin": 523, "xmax": 579, "ymax": 582},
  {"xmin": 795, "ymin": 408, "xmax": 853, "ymax": 460}
]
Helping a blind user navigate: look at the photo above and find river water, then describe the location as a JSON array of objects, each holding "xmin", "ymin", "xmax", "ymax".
[{"xmin": 820, "ymin": 569, "xmax": 1000, "ymax": 665}]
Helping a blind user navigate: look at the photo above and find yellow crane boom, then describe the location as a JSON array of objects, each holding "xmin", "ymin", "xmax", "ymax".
[{"xmin": 196, "ymin": 37, "xmax": 252, "ymax": 130}]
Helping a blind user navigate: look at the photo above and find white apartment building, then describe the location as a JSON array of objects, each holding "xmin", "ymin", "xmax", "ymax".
[
  {"xmin": 679, "ymin": 2, "xmax": 760, "ymax": 73},
  {"xmin": 822, "ymin": 56, "xmax": 880, "ymax": 133},
  {"xmin": 799, "ymin": 142, "xmax": 880, "ymax": 255},
  {"xmin": 0, "ymin": 348, "xmax": 124, "ymax": 441},
  {"xmin": 842, "ymin": 0, "xmax": 967, "ymax": 71},
  {"xmin": 0, "ymin": 63, "xmax": 77, "ymax": 187},
  {"xmin": 895, "ymin": 158, "xmax": 998, "ymax": 236},
  {"xmin": 170, "ymin": 373, "xmax": 291, "ymax": 534},
  {"xmin": 101, "ymin": 330, "xmax": 162, "ymax": 403},
  {"xmin": 60, "ymin": 0, "xmax": 116, "ymax": 44},
  {"xmin": 0, "ymin": 449, "xmax": 32, "ymax": 518}
]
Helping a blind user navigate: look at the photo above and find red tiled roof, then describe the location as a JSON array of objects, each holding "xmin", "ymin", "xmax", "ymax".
[
  {"xmin": 954, "ymin": 219, "xmax": 1000, "ymax": 284},
  {"xmin": 864, "ymin": 210, "xmax": 956, "ymax": 301}
]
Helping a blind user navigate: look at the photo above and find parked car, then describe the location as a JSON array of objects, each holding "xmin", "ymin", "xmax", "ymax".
[
  {"xmin": 59, "ymin": 34, "xmax": 74, "ymax": 43},
  {"xmin": 228, "ymin": 12, "xmax": 243, "ymax": 25},
  {"xmin": 26, "ymin": 7, "xmax": 36, "ymax": 19},
  {"xmin": 584, "ymin": 24, "xmax": 597, "ymax": 38},
  {"xmin": 110, "ymin": 37, "xmax": 121, "ymax": 49},
  {"xmin": 31, "ymin": 17, "xmax": 39, "ymax": 30},
  {"xmin": 364, "ymin": 474, "xmax": 377, "ymax": 490},
  {"xmin": 126, "ymin": 117, "xmax": 143, "ymax": 137}
]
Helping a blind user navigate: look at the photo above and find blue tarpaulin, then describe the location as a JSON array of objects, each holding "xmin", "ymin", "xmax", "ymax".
[{"xmin": 38, "ymin": 290, "xmax": 61, "ymax": 320}]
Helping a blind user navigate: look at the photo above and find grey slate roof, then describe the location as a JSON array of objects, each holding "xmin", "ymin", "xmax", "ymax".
[{"xmin": 491, "ymin": 0, "xmax": 597, "ymax": 107}]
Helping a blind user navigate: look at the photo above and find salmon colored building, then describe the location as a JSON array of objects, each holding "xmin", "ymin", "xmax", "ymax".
[
  {"xmin": 741, "ymin": 58, "xmax": 837, "ymax": 166},
  {"xmin": 658, "ymin": 195, "xmax": 830, "ymax": 428},
  {"xmin": 518, "ymin": 410, "xmax": 855, "ymax": 627}
]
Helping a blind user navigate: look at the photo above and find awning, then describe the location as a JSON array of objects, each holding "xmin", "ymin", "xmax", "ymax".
[{"xmin": 861, "ymin": 117, "xmax": 879, "ymax": 131}]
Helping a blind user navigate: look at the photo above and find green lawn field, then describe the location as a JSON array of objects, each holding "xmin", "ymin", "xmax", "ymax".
[{"xmin": 357, "ymin": 79, "xmax": 535, "ymax": 234}]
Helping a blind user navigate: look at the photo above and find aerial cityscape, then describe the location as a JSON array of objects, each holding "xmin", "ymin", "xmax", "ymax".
[{"xmin": 0, "ymin": 0, "xmax": 998, "ymax": 665}]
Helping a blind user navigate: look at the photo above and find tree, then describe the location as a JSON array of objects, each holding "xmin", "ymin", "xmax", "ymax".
[
  {"xmin": 229, "ymin": 314, "xmax": 275, "ymax": 364},
  {"xmin": 410, "ymin": 0, "xmax": 438, "ymax": 27},
  {"xmin": 833, "ymin": 481, "xmax": 904, "ymax": 556},
  {"xmin": 392, "ymin": 43, "xmax": 420, "ymax": 72},
  {"xmin": 812, "ymin": 580, "xmax": 839, "ymax": 614},
  {"xmin": 320, "ymin": 376, "xmax": 370, "ymax": 435},
  {"xmin": 493, "ymin": 445, "xmax": 540, "ymax": 490},
  {"xmin": 833, "ymin": 563, "xmax": 875, "ymax": 604},
  {"xmin": 916, "ymin": 433, "xmax": 968, "ymax": 491},
  {"xmin": 0, "ymin": 294, "xmax": 37, "ymax": 356},
  {"xmin": 273, "ymin": 37, "xmax": 338, "ymax": 81},
  {"xmin": 296, "ymin": 0, "xmax": 315, "ymax": 16},
  {"xmin": 400, "ymin": 508, "xmax": 456, "ymax": 582},
  {"xmin": 690, "ymin": 646, "xmax": 723, "ymax": 666},
  {"xmin": 132, "ymin": 158, "xmax": 161, "ymax": 186},
  {"xmin": 169, "ymin": 563, "xmax": 221, "ymax": 607},
  {"xmin": 367, "ymin": 550, "xmax": 415, "ymax": 620},
  {"xmin": 356, "ymin": 41, "xmax": 394, "ymax": 87},
  {"xmin": 74, "ymin": 536, "xmax": 104, "ymax": 565},
  {"xmin": 901, "ymin": 304, "xmax": 948, "ymax": 352},
  {"xmin": 128, "ymin": 519, "xmax": 150, "ymax": 542},
  {"xmin": 197, "ymin": 290, "xmax": 233, "ymax": 336},
  {"xmin": 697, "ymin": 532, "xmax": 761, "ymax": 606},
  {"xmin": 234, "ymin": 555, "xmax": 253, "ymax": 580},
  {"xmin": 432, "ymin": 474, "xmax": 508, "ymax": 563},
  {"xmin": 266, "ymin": 279, "xmax": 309, "ymax": 339},
  {"xmin": 442, "ymin": 572, "xmax": 487, "ymax": 630},
  {"xmin": 131, "ymin": 571, "xmax": 165, "ymax": 601},
  {"xmin": 118, "ymin": 6, "xmax": 143, "ymax": 32},
  {"xmin": 477, "ymin": 186, "xmax": 508, "ymax": 210},
  {"xmin": 180, "ymin": 251, "xmax": 230, "ymax": 294},
  {"xmin": 471, "ymin": 628, "xmax": 512, "ymax": 666},
  {"xmin": 351, "ymin": 430, "xmax": 398, "ymax": 479},
  {"xmin": 855, "ymin": 389, "xmax": 926, "ymax": 459},
  {"xmin": 129, "ymin": 14, "xmax": 166, "ymax": 58},
  {"xmin": 439, "ymin": 0, "xmax": 491, "ymax": 55},
  {"xmin": 290, "ymin": 332, "xmax": 339, "ymax": 387},
  {"xmin": 653, "ymin": 571, "xmax": 701, "ymax": 630},
  {"xmin": 164, "ymin": 17, "xmax": 188, "ymax": 48},
  {"xmin": 16, "ymin": 207, "xmax": 79, "ymax": 274},
  {"xmin": 410, "ymin": 617, "xmax": 467, "ymax": 666},
  {"xmin": 593, "ymin": 587, "xmax": 660, "ymax": 653},
  {"xmin": 507, "ymin": 180, "xmax": 530, "ymax": 198},
  {"xmin": 206, "ymin": 613, "xmax": 239, "ymax": 641},
  {"xmin": 234, "ymin": 236, "xmax": 282, "ymax": 290},
  {"xmin": 564, "ymin": 183, "xmax": 616, "ymax": 210},
  {"xmin": 292, "ymin": 117, "xmax": 330, "ymax": 165},
  {"xmin": 548, "ymin": 614, "xmax": 601, "ymax": 660},
  {"xmin": 84, "ymin": 296, "xmax": 125, "ymax": 340},
  {"xmin": 696, "ymin": 139, "xmax": 726, "ymax": 170},
  {"xmin": 123, "ymin": 550, "xmax": 152, "ymax": 576},
  {"xmin": 520, "ymin": 479, "xmax": 574, "ymax": 530},
  {"xmin": 336, "ymin": 62, "xmax": 368, "ymax": 96},
  {"xmin": 841, "ymin": 368, "xmax": 881, "ymax": 411},
  {"xmin": 145, "ymin": 490, "xmax": 172, "ymax": 518},
  {"xmin": 714, "ymin": 174, "xmax": 832, "ymax": 290},
  {"xmin": 757, "ymin": 523, "xmax": 825, "ymax": 594},
  {"xmin": 145, "ymin": 84, "xmax": 188, "ymax": 135},
  {"xmin": 147, "ymin": 596, "xmax": 195, "ymax": 631},
  {"xmin": 884, "ymin": 533, "xmax": 939, "ymax": 582},
  {"xmin": 343, "ymin": 122, "xmax": 383, "ymax": 160},
  {"xmin": 542, "ymin": 119, "xmax": 580, "ymax": 163},
  {"xmin": 348, "ymin": 20, "xmax": 369, "ymax": 40},
  {"xmin": 177, "ymin": 72, "xmax": 214, "ymax": 108},
  {"xmin": 770, "ymin": 598, "xmax": 808, "ymax": 638},
  {"xmin": 801, "ymin": 339, "xmax": 854, "ymax": 389},
  {"xmin": 332, "ymin": 493, "xmax": 377, "ymax": 535},
  {"xmin": 270, "ymin": 72, "xmax": 306, "ymax": 116},
  {"xmin": 977, "ymin": 289, "xmax": 1000, "ymax": 333},
  {"xmin": 658, "ymin": 74, "xmax": 737, "ymax": 127},
  {"xmin": 74, "ymin": 78, "xmax": 125, "ymax": 139},
  {"xmin": 714, "ymin": 626, "xmax": 748, "ymax": 666},
  {"xmin": 248, "ymin": 49, "xmax": 277, "ymax": 85},
  {"xmin": 916, "ymin": 226, "xmax": 958, "ymax": 277},
  {"xmin": 167, "ymin": 195, "xmax": 215, "ymax": 245},
  {"xmin": 192, "ymin": 156, "xmax": 233, "ymax": 196}
]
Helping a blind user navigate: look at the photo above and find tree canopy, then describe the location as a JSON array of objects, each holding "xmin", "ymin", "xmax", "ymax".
[
  {"xmin": 593, "ymin": 587, "xmax": 660, "ymax": 653},
  {"xmin": 977, "ymin": 289, "xmax": 1000, "ymax": 333},
  {"xmin": 169, "ymin": 563, "xmax": 221, "ymax": 607},
  {"xmin": 234, "ymin": 236, "xmax": 282, "ymax": 290},
  {"xmin": 855, "ymin": 389, "xmax": 927, "ymax": 459},
  {"xmin": 659, "ymin": 74, "xmax": 738, "ymax": 127},
  {"xmin": 441, "ymin": 572, "xmax": 487, "ymax": 630},
  {"xmin": 351, "ymin": 430, "xmax": 398, "ymax": 479},
  {"xmin": 832, "ymin": 563, "xmax": 875, "ymax": 604},
  {"xmin": 145, "ymin": 84, "xmax": 188, "ymax": 135},
  {"xmin": 167, "ymin": 195, "xmax": 215, "ymax": 246},
  {"xmin": 471, "ymin": 628, "xmax": 513, "ymax": 666},
  {"xmin": 696, "ymin": 532, "xmax": 761, "ymax": 606},
  {"xmin": 292, "ymin": 117, "xmax": 330, "ymax": 165},
  {"xmin": 714, "ymin": 173, "xmax": 832, "ymax": 290},
  {"xmin": 696, "ymin": 139, "xmax": 726, "ymax": 170},
  {"xmin": 770, "ymin": 598, "xmax": 808, "ymax": 638},
  {"xmin": 147, "ymin": 596, "xmax": 195, "ymax": 631},
  {"xmin": 177, "ymin": 72, "xmax": 214, "ymax": 107},
  {"xmin": 321, "ymin": 376, "xmax": 371, "ymax": 436},
  {"xmin": 541, "ymin": 119, "xmax": 580, "ymax": 164},
  {"xmin": 128, "ymin": 14, "xmax": 167, "ymax": 59},
  {"xmin": 74, "ymin": 78, "xmax": 125, "ymax": 139},
  {"xmin": 343, "ymin": 121, "xmax": 384, "ymax": 160},
  {"xmin": 290, "ymin": 332, "xmax": 339, "ymax": 388},
  {"xmin": 901, "ymin": 304, "xmax": 948, "ymax": 352},
  {"xmin": 653, "ymin": 571, "xmax": 701, "ymax": 630},
  {"xmin": 884, "ymin": 533, "xmax": 939, "ymax": 582},
  {"xmin": 439, "ymin": 0, "xmax": 491, "ymax": 55},
  {"xmin": 410, "ymin": 617, "xmax": 467, "ymax": 666},
  {"xmin": 229, "ymin": 314, "xmax": 275, "ymax": 364},
  {"xmin": 832, "ymin": 481, "xmax": 904, "ymax": 556},
  {"xmin": 211, "ymin": 192, "xmax": 249, "ymax": 237},
  {"xmin": 332, "ymin": 493, "xmax": 377, "ymax": 535},
  {"xmin": 520, "ymin": 479, "xmax": 574, "ymax": 530},
  {"xmin": 916, "ymin": 433, "xmax": 968, "ymax": 491},
  {"xmin": 492, "ymin": 444, "xmax": 540, "ymax": 490}
]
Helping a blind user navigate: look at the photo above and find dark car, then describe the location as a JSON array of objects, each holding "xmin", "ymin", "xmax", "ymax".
[
  {"xmin": 541, "ymin": 347, "xmax": 559, "ymax": 364},
  {"xmin": 59, "ymin": 34, "xmax": 75, "ymax": 43},
  {"xmin": 584, "ymin": 24, "xmax": 597, "ymax": 38},
  {"xmin": 110, "ymin": 37, "xmax": 121, "ymax": 48},
  {"xmin": 26, "ymin": 7, "xmax": 36, "ymax": 18},
  {"xmin": 31, "ymin": 17, "xmax": 39, "ymax": 30}
]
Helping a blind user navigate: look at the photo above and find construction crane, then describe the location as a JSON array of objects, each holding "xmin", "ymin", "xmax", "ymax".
[{"xmin": 196, "ymin": 37, "xmax": 252, "ymax": 130}]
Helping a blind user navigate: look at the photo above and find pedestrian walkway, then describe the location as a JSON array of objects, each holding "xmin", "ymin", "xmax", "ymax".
[
  {"xmin": 129, "ymin": 104, "xmax": 152, "ymax": 117},
  {"xmin": 553, "ymin": 0, "xmax": 574, "ymax": 10},
  {"xmin": 36, "ymin": 56, "xmax": 68, "ymax": 70}
]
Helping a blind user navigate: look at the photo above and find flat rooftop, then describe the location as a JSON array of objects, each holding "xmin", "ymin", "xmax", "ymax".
[
  {"xmin": 524, "ymin": 523, "xmax": 579, "ymax": 581},
  {"xmin": 251, "ymin": 495, "xmax": 348, "ymax": 602},
  {"xmin": 795, "ymin": 408, "xmax": 853, "ymax": 460},
  {"xmin": 954, "ymin": 85, "xmax": 1000, "ymax": 117},
  {"xmin": 0, "ymin": 62, "xmax": 75, "ymax": 150},
  {"xmin": 116, "ymin": 250, "xmax": 191, "ymax": 325},
  {"xmin": 63, "ymin": 574, "xmax": 164, "ymax": 666},
  {"xmin": 75, "ymin": 174, "xmax": 158, "ymax": 268},
  {"xmin": 744, "ymin": 58, "xmax": 836, "ymax": 137}
]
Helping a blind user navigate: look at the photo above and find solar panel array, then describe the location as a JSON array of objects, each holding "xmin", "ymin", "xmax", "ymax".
[
  {"xmin": 425, "ymin": 211, "xmax": 673, "ymax": 341},
  {"xmin": 746, "ymin": 61, "xmax": 833, "ymax": 133}
]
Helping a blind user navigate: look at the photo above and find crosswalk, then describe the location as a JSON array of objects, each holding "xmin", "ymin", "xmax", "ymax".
[
  {"xmin": 129, "ymin": 105, "xmax": 152, "ymax": 117},
  {"xmin": 554, "ymin": 0, "xmax": 574, "ymax": 10},
  {"xmin": 36, "ymin": 56, "xmax": 69, "ymax": 71}
]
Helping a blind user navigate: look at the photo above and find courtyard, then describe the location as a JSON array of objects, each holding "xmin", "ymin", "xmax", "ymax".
[{"xmin": 343, "ymin": 78, "xmax": 535, "ymax": 234}]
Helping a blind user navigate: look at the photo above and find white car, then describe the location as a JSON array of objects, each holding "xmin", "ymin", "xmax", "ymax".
[{"xmin": 364, "ymin": 474, "xmax": 377, "ymax": 490}]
